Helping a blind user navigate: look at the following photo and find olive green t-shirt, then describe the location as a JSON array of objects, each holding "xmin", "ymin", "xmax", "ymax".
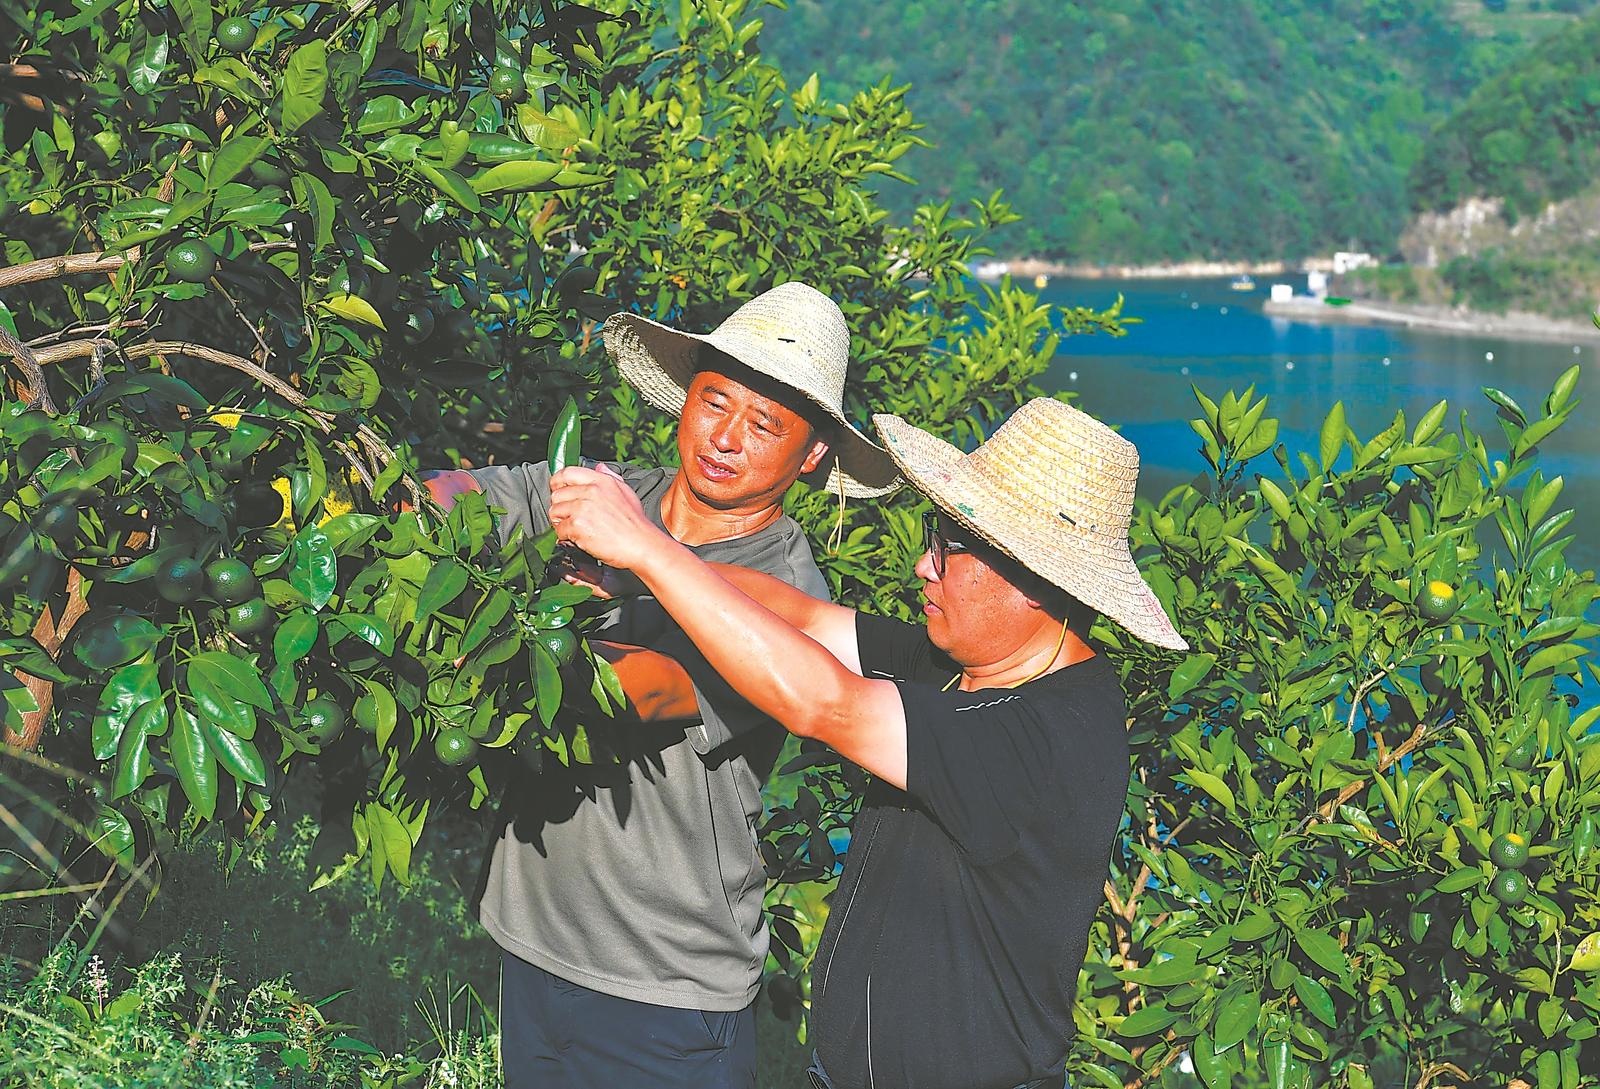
[{"xmin": 468, "ymin": 460, "xmax": 829, "ymax": 1010}]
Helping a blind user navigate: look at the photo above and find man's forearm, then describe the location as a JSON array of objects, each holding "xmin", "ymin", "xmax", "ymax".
[
  {"xmin": 590, "ymin": 641, "xmax": 700, "ymax": 723},
  {"xmin": 636, "ymin": 544, "xmax": 861, "ymax": 737},
  {"xmin": 705, "ymin": 563, "xmax": 860, "ymax": 673}
]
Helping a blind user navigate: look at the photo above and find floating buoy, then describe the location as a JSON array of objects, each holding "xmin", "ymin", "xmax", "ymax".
[
  {"xmin": 1180, "ymin": 366, "xmax": 1190, "ymax": 376},
  {"xmin": 1575, "ymin": 346, "xmax": 1583, "ymax": 354},
  {"xmin": 1485, "ymin": 351, "xmax": 1495, "ymax": 361},
  {"xmin": 1068, "ymin": 371, "xmax": 1079, "ymax": 381},
  {"xmin": 1285, "ymin": 361, "xmax": 1296, "ymax": 371},
  {"xmin": 1191, "ymin": 302, "xmax": 1199, "ymax": 310},
  {"xmin": 1382, "ymin": 357, "xmax": 1390, "ymax": 365},
  {"xmin": 1220, "ymin": 306, "xmax": 1229, "ymax": 315}
]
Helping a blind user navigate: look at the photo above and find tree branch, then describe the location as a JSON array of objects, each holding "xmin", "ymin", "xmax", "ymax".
[
  {"xmin": 0, "ymin": 241, "xmax": 293, "ymax": 291},
  {"xmin": 31, "ymin": 337, "xmax": 424, "ymax": 509}
]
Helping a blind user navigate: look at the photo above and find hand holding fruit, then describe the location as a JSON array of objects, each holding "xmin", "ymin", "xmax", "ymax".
[{"xmin": 548, "ymin": 464, "xmax": 667, "ymax": 574}]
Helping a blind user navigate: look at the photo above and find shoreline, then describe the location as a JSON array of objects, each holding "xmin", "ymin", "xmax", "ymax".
[
  {"xmin": 981, "ymin": 256, "xmax": 1335, "ymax": 280},
  {"xmin": 1260, "ymin": 296, "xmax": 1600, "ymax": 345}
]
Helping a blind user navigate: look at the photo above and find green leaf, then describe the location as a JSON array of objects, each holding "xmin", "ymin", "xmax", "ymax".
[
  {"xmin": 415, "ymin": 161, "xmax": 482, "ymax": 213},
  {"xmin": 1213, "ymin": 985, "xmax": 1260, "ymax": 1051},
  {"xmin": 1435, "ymin": 867, "xmax": 1483, "ymax": 894},
  {"xmin": 274, "ymin": 610, "xmax": 319, "ymax": 664},
  {"xmin": 170, "ymin": 703, "xmax": 218, "ymax": 819},
  {"xmin": 111, "ymin": 699, "xmax": 164, "ymax": 799},
  {"xmin": 290, "ymin": 527, "xmax": 337, "ymax": 611},
  {"xmin": 1318, "ymin": 401, "xmax": 1345, "ymax": 472},
  {"xmin": 92, "ymin": 657, "xmax": 159, "ymax": 761},
  {"xmin": 1116, "ymin": 1002, "xmax": 1178, "ymax": 1037},
  {"xmin": 1293, "ymin": 929, "xmax": 1348, "ymax": 978},
  {"xmin": 355, "ymin": 680, "xmax": 397, "ymax": 749},
  {"xmin": 206, "ymin": 134, "xmax": 272, "ymax": 191},
  {"xmin": 196, "ymin": 712, "xmax": 267, "ymax": 786},
  {"xmin": 189, "ymin": 668, "xmax": 255, "ymax": 739},
  {"xmin": 292, "ymin": 172, "xmax": 336, "ymax": 248},
  {"xmin": 169, "ymin": 0, "xmax": 213, "ymax": 60},
  {"xmin": 469, "ymin": 159, "xmax": 563, "ymax": 195},
  {"xmin": 1168, "ymin": 653, "xmax": 1217, "ymax": 700},
  {"xmin": 281, "ymin": 41, "xmax": 329, "ymax": 133},
  {"xmin": 1184, "ymin": 769, "xmax": 1236, "ymax": 813},
  {"xmin": 89, "ymin": 806, "xmax": 135, "ymax": 867},
  {"xmin": 415, "ymin": 559, "xmax": 470, "ymax": 623},
  {"xmin": 319, "ymin": 293, "xmax": 387, "ymax": 330},
  {"xmin": 368, "ymin": 803, "xmax": 412, "ymax": 885},
  {"xmin": 190, "ymin": 650, "xmax": 274, "ymax": 710},
  {"xmin": 328, "ymin": 613, "xmax": 394, "ymax": 654},
  {"xmin": 462, "ymin": 589, "xmax": 511, "ymax": 658},
  {"xmin": 129, "ymin": 25, "xmax": 170, "ymax": 95},
  {"xmin": 1292, "ymin": 973, "xmax": 1336, "ymax": 1027},
  {"xmin": 533, "ymin": 643, "xmax": 562, "ymax": 728}
]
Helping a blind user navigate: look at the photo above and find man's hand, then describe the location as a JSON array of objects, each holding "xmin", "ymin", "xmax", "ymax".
[{"xmin": 549, "ymin": 464, "xmax": 671, "ymax": 573}]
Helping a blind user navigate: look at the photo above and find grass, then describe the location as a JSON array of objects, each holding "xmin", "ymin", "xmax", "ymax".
[{"xmin": 1, "ymin": 788, "xmax": 813, "ymax": 1087}]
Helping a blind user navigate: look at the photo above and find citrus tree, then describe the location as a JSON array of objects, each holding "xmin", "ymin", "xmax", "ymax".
[
  {"xmin": 1063, "ymin": 369, "xmax": 1599, "ymax": 1089},
  {"xmin": 0, "ymin": 0, "xmax": 639, "ymax": 897}
]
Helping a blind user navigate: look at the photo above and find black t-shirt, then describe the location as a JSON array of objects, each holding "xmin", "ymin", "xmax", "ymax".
[{"xmin": 809, "ymin": 614, "xmax": 1131, "ymax": 1089}]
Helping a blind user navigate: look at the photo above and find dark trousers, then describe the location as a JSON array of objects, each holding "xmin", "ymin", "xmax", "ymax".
[
  {"xmin": 805, "ymin": 1049, "xmax": 1069, "ymax": 1089},
  {"xmin": 499, "ymin": 952, "xmax": 755, "ymax": 1089}
]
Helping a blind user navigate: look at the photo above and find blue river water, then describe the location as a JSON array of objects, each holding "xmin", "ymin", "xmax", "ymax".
[{"xmin": 1032, "ymin": 276, "xmax": 1599, "ymax": 570}]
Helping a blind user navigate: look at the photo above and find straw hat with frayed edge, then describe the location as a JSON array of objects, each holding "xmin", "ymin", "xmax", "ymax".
[
  {"xmin": 602, "ymin": 282, "xmax": 902, "ymax": 499},
  {"xmin": 874, "ymin": 398, "xmax": 1189, "ymax": 651}
]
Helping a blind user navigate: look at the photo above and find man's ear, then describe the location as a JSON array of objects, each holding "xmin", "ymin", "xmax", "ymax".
[{"xmin": 800, "ymin": 436, "xmax": 831, "ymax": 475}]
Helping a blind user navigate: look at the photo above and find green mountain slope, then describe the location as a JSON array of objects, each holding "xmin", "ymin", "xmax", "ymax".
[
  {"xmin": 1408, "ymin": 8, "xmax": 1600, "ymax": 217},
  {"xmin": 762, "ymin": 0, "xmax": 1593, "ymax": 263}
]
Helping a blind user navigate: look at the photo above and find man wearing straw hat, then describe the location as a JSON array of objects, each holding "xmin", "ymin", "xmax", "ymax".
[
  {"xmin": 547, "ymin": 397, "xmax": 1187, "ymax": 1089},
  {"xmin": 422, "ymin": 281, "xmax": 899, "ymax": 1089}
]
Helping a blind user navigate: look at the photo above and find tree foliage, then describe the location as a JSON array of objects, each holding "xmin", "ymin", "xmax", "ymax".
[
  {"xmin": 1409, "ymin": 8, "xmax": 1600, "ymax": 219},
  {"xmin": 1073, "ymin": 371, "xmax": 1599, "ymax": 1088},
  {"xmin": 758, "ymin": 0, "xmax": 1570, "ymax": 263}
]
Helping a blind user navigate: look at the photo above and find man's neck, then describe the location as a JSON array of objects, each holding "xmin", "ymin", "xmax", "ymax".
[
  {"xmin": 958, "ymin": 621, "xmax": 1095, "ymax": 692},
  {"xmin": 658, "ymin": 472, "xmax": 784, "ymax": 546}
]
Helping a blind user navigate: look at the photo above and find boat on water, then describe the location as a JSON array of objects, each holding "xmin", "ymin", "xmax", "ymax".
[
  {"xmin": 1229, "ymin": 275, "xmax": 1256, "ymax": 292},
  {"xmin": 1033, "ymin": 273, "xmax": 1050, "ymax": 289}
]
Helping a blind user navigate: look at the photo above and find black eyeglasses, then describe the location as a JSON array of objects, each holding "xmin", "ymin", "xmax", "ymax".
[{"xmin": 922, "ymin": 511, "xmax": 972, "ymax": 579}]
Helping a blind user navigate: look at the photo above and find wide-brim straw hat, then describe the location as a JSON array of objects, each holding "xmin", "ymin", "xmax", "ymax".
[
  {"xmin": 874, "ymin": 398, "xmax": 1189, "ymax": 651},
  {"xmin": 602, "ymin": 282, "xmax": 902, "ymax": 499}
]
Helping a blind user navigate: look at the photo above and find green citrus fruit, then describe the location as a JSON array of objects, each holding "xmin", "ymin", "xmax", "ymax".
[
  {"xmin": 215, "ymin": 16, "xmax": 258, "ymax": 53},
  {"xmin": 166, "ymin": 240, "xmax": 217, "ymax": 283},
  {"xmin": 1505, "ymin": 735, "xmax": 1539, "ymax": 771},
  {"xmin": 434, "ymin": 727, "xmax": 478, "ymax": 767},
  {"xmin": 230, "ymin": 482, "xmax": 286, "ymax": 528},
  {"xmin": 1490, "ymin": 832, "xmax": 1530, "ymax": 870},
  {"xmin": 304, "ymin": 696, "xmax": 346, "ymax": 743},
  {"xmin": 205, "ymin": 557, "xmax": 259, "ymax": 605},
  {"xmin": 1416, "ymin": 580, "xmax": 1459, "ymax": 623},
  {"xmin": 536, "ymin": 628, "xmax": 578, "ymax": 667},
  {"xmin": 224, "ymin": 597, "xmax": 273, "ymax": 637},
  {"xmin": 156, "ymin": 556, "xmax": 206, "ymax": 603},
  {"xmin": 1490, "ymin": 868, "xmax": 1530, "ymax": 907},
  {"xmin": 400, "ymin": 306, "xmax": 436, "ymax": 345},
  {"xmin": 489, "ymin": 66, "xmax": 526, "ymax": 101}
]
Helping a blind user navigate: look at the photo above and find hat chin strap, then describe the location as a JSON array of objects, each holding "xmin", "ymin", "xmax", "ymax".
[
  {"xmin": 941, "ymin": 616, "xmax": 1071, "ymax": 692},
  {"xmin": 826, "ymin": 455, "xmax": 847, "ymax": 553}
]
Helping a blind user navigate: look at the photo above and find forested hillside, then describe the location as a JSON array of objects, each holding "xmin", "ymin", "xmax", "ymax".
[
  {"xmin": 763, "ymin": 0, "xmax": 1595, "ymax": 263},
  {"xmin": 1408, "ymin": 8, "xmax": 1600, "ymax": 217}
]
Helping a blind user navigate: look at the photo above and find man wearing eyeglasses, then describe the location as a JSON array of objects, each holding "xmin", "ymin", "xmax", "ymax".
[{"xmin": 547, "ymin": 398, "xmax": 1188, "ymax": 1089}]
